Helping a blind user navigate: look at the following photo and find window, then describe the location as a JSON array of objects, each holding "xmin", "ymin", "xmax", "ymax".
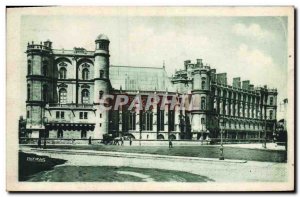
[
  {"xmin": 27, "ymin": 84, "xmax": 31, "ymax": 101},
  {"xmin": 81, "ymin": 130, "xmax": 87, "ymax": 139},
  {"xmin": 142, "ymin": 111, "xmax": 153, "ymax": 131},
  {"xmin": 100, "ymin": 113, "xmax": 102, "ymax": 118},
  {"xmin": 80, "ymin": 112, "xmax": 88, "ymax": 119},
  {"xmin": 100, "ymin": 70, "xmax": 104, "ymax": 78},
  {"xmin": 28, "ymin": 60, "xmax": 32, "ymax": 75},
  {"xmin": 43, "ymin": 85, "xmax": 48, "ymax": 102},
  {"xmin": 201, "ymin": 118, "xmax": 205, "ymax": 124},
  {"xmin": 201, "ymin": 97, "xmax": 206, "ymax": 110},
  {"xmin": 61, "ymin": 112, "xmax": 65, "ymax": 119},
  {"xmin": 270, "ymin": 97, "xmax": 273, "ymax": 106},
  {"xmin": 82, "ymin": 68, "xmax": 89, "ymax": 80},
  {"xmin": 42, "ymin": 61, "xmax": 48, "ymax": 76},
  {"xmin": 269, "ymin": 110, "xmax": 273, "ymax": 120},
  {"xmin": 57, "ymin": 130, "xmax": 63, "ymax": 138},
  {"xmin": 82, "ymin": 89, "xmax": 90, "ymax": 104},
  {"xmin": 59, "ymin": 67, "xmax": 67, "ymax": 79},
  {"xmin": 99, "ymin": 91, "xmax": 104, "ymax": 100},
  {"xmin": 100, "ymin": 123, "xmax": 102, "ymax": 127},
  {"xmin": 201, "ymin": 80, "xmax": 206, "ymax": 90},
  {"xmin": 26, "ymin": 110, "xmax": 30, "ymax": 118},
  {"xmin": 157, "ymin": 109, "xmax": 164, "ymax": 131},
  {"xmin": 128, "ymin": 112, "xmax": 136, "ymax": 130},
  {"xmin": 59, "ymin": 88, "xmax": 67, "ymax": 104},
  {"xmin": 56, "ymin": 111, "xmax": 65, "ymax": 119}
]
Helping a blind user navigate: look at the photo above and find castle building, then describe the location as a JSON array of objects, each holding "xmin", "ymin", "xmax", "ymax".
[{"xmin": 24, "ymin": 34, "xmax": 277, "ymax": 142}]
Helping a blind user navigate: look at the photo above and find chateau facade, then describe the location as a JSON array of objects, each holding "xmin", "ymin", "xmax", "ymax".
[{"xmin": 24, "ymin": 34, "xmax": 277, "ymax": 142}]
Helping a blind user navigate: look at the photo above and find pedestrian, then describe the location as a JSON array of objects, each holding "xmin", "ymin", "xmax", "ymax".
[
  {"xmin": 43, "ymin": 139, "xmax": 47, "ymax": 149},
  {"xmin": 129, "ymin": 138, "xmax": 132, "ymax": 146},
  {"xmin": 37, "ymin": 138, "xmax": 41, "ymax": 148},
  {"xmin": 121, "ymin": 137, "xmax": 124, "ymax": 146},
  {"xmin": 169, "ymin": 139, "xmax": 173, "ymax": 148}
]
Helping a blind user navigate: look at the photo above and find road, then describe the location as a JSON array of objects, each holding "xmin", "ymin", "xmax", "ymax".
[{"xmin": 20, "ymin": 147, "xmax": 288, "ymax": 182}]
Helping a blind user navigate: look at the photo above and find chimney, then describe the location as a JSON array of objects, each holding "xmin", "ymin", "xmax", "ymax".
[{"xmin": 196, "ymin": 59, "xmax": 203, "ymax": 66}]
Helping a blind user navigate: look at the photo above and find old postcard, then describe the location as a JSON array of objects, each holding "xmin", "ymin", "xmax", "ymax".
[{"xmin": 6, "ymin": 6, "xmax": 294, "ymax": 191}]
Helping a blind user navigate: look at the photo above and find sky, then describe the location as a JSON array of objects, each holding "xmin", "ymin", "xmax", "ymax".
[{"xmin": 20, "ymin": 15, "xmax": 288, "ymax": 118}]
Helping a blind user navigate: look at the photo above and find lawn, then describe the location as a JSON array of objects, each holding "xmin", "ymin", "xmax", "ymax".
[
  {"xmin": 28, "ymin": 144, "xmax": 287, "ymax": 162},
  {"xmin": 27, "ymin": 165, "xmax": 213, "ymax": 182}
]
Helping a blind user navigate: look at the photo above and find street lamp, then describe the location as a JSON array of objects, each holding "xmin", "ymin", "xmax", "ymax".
[
  {"xmin": 262, "ymin": 115, "xmax": 267, "ymax": 149},
  {"xmin": 219, "ymin": 118, "xmax": 225, "ymax": 160},
  {"xmin": 43, "ymin": 116, "xmax": 48, "ymax": 149}
]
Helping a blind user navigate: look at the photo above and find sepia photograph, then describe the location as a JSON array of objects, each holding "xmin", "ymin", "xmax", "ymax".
[{"xmin": 6, "ymin": 6, "xmax": 294, "ymax": 191}]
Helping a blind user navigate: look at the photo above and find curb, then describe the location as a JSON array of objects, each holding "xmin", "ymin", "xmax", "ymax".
[{"xmin": 23, "ymin": 148, "xmax": 247, "ymax": 164}]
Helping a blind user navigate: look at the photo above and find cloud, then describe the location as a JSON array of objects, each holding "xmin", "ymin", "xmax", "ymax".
[
  {"xmin": 232, "ymin": 23, "xmax": 273, "ymax": 39},
  {"xmin": 229, "ymin": 43, "xmax": 281, "ymax": 90}
]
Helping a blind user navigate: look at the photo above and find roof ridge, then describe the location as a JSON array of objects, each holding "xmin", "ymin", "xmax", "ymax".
[{"xmin": 111, "ymin": 65, "xmax": 164, "ymax": 69}]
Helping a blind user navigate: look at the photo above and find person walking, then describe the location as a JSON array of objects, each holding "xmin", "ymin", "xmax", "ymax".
[
  {"xmin": 169, "ymin": 139, "xmax": 173, "ymax": 149},
  {"xmin": 121, "ymin": 137, "xmax": 124, "ymax": 146},
  {"xmin": 129, "ymin": 138, "xmax": 132, "ymax": 146}
]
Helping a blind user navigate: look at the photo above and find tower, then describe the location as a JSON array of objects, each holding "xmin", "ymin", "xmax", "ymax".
[
  {"xmin": 191, "ymin": 59, "xmax": 210, "ymax": 140},
  {"xmin": 26, "ymin": 40, "xmax": 53, "ymax": 138},
  {"xmin": 93, "ymin": 34, "xmax": 110, "ymax": 139}
]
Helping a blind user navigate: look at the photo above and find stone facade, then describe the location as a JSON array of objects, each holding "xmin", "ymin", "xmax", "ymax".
[{"xmin": 24, "ymin": 34, "xmax": 277, "ymax": 142}]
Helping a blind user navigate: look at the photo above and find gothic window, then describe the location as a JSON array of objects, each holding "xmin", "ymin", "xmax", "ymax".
[
  {"xmin": 128, "ymin": 112, "xmax": 136, "ymax": 130},
  {"xmin": 82, "ymin": 89, "xmax": 90, "ymax": 104},
  {"xmin": 59, "ymin": 67, "xmax": 67, "ymax": 79},
  {"xmin": 27, "ymin": 110, "xmax": 30, "ymax": 118},
  {"xmin": 42, "ymin": 61, "xmax": 48, "ymax": 76},
  {"xmin": 201, "ymin": 97, "xmax": 206, "ymax": 110},
  {"xmin": 168, "ymin": 110, "xmax": 175, "ymax": 131},
  {"xmin": 100, "ymin": 70, "xmax": 104, "ymax": 78},
  {"xmin": 82, "ymin": 68, "xmax": 89, "ymax": 80},
  {"xmin": 157, "ymin": 109, "xmax": 164, "ymax": 131},
  {"xmin": 42, "ymin": 85, "xmax": 48, "ymax": 102},
  {"xmin": 28, "ymin": 60, "xmax": 32, "ymax": 75},
  {"xmin": 59, "ymin": 88, "xmax": 67, "ymax": 104},
  {"xmin": 142, "ymin": 111, "xmax": 153, "ymax": 131},
  {"xmin": 27, "ymin": 84, "xmax": 31, "ymax": 101}
]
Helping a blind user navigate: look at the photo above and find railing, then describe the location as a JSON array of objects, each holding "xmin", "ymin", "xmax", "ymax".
[
  {"xmin": 52, "ymin": 49, "xmax": 94, "ymax": 56},
  {"xmin": 47, "ymin": 103, "xmax": 94, "ymax": 109},
  {"xmin": 27, "ymin": 44, "xmax": 51, "ymax": 51}
]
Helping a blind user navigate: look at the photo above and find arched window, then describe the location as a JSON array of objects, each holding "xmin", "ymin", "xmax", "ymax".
[
  {"xmin": 201, "ymin": 97, "xmax": 206, "ymax": 110},
  {"xmin": 99, "ymin": 90, "xmax": 104, "ymax": 100},
  {"xmin": 59, "ymin": 88, "xmax": 67, "ymax": 104},
  {"xmin": 82, "ymin": 68, "xmax": 89, "ymax": 80},
  {"xmin": 43, "ymin": 85, "xmax": 48, "ymax": 102},
  {"xmin": 201, "ymin": 80, "xmax": 206, "ymax": 90},
  {"xmin": 100, "ymin": 70, "xmax": 104, "ymax": 78},
  {"xmin": 82, "ymin": 89, "xmax": 90, "ymax": 104},
  {"xmin": 270, "ymin": 97, "xmax": 273, "ymax": 106},
  {"xmin": 59, "ymin": 67, "xmax": 67, "ymax": 79},
  {"xmin": 42, "ymin": 61, "xmax": 48, "ymax": 76},
  {"xmin": 28, "ymin": 60, "xmax": 32, "ymax": 75},
  {"xmin": 27, "ymin": 84, "xmax": 31, "ymax": 101}
]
